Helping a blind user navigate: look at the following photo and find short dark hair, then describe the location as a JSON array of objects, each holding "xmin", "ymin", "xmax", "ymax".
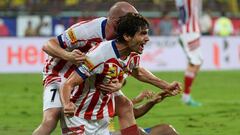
[{"xmin": 116, "ymin": 13, "xmax": 149, "ymax": 42}]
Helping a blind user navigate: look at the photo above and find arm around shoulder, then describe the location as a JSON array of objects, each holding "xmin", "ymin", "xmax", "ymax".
[
  {"xmin": 60, "ymin": 71, "xmax": 84, "ymax": 106},
  {"xmin": 42, "ymin": 37, "xmax": 71, "ymax": 60}
]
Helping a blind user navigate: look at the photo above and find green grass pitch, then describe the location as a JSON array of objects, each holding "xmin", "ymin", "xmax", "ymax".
[{"xmin": 0, "ymin": 71, "xmax": 240, "ymax": 135}]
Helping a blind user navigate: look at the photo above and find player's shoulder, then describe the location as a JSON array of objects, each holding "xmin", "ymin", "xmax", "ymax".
[
  {"xmin": 91, "ymin": 17, "xmax": 107, "ymax": 23},
  {"xmin": 85, "ymin": 40, "xmax": 119, "ymax": 69}
]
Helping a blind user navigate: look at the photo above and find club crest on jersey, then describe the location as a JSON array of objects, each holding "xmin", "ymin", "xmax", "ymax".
[
  {"xmin": 108, "ymin": 64, "xmax": 118, "ymax": 77},
  {"xmin": 103, "ymin": 63, "xmax": 124, "ymax": 80}
]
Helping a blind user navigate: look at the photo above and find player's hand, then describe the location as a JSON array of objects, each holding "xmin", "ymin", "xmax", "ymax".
[
  {"xmin": 97, "ymin": 78, "xmax": 122, "ymax": 94},
  {"xmin": 164, "ymin": 81, "xmax": 182, "ymax": 95},
  {"xmin": 149, "ymin": 92, "xmax": 165, "ymax": 103},
  {"xmin": 150, "ymin": 89, "xmax": 181, "ymax": 104},
  {"xmin": 132, "ymin": 90, "xmax": 154, "ymax": 104},
  {"xmin": 68, "ymin": 49, "xmax": 86, "ymax": 66},
  {"xmin": 63, "ymin": 102, "xmax": 76, "ymax": 117}
]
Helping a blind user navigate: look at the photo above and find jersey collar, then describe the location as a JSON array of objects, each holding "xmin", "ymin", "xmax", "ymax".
[
  {"xmin": 101, "ymin": 19, "xmax": 107, "ymax": 39},
  {"xmin": 111, "ymin": 40, "xmax": 120, "ymax": 58}
]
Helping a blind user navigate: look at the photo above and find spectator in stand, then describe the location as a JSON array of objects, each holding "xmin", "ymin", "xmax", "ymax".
[
  {"xmin": 24, "ymin": 20, "xmax": 37, "ymax": 37},
  {"xmin": 199, "ymin": 10, "xmax": 212, "ymax": 35},
  {"xmin": 0, "ymin": 0, "xmax": 8, "ymax": 10},
  {"xmin": 213, "ymin": 12, "xmax": 234, "ymax": 37},
  {"xmin": 64, "ymin": 0, "xmax": 78, "ymax": 9},
  {"xmin": 158, "ymin": 10, "xmax": 173, "ymax": 36},
  {"xmin": 9, "ymin": 0, "xmax": 26, "ymax": 10},
  {"xmin": 0, "ymin": 18, "xmax": 10, "ymax": 36},
  {"xmin": 36, "ymin": 17, "xmax": 52, "ymax": 37}
]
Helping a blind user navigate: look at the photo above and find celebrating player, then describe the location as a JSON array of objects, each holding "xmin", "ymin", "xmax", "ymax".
[
  {"xmin": 33, "ymin": 2, "xmax": 139, "ymax": 135},
  {"xmin": 60, "ymin": 13, "xmax": 181, "ymax": 135}
]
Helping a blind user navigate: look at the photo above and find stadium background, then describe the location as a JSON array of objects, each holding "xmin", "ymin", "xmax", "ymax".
[{"xmin": 0, "ymin": 0, "xmax": 240, "ymax": 135}]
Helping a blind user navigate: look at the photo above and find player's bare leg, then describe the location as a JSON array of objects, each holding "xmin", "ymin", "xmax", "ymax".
[
  {"xmin": 147, "ymin": 124, "xmax": 179, "ymax": 135},
  {"xmin": 32, "ymin": 108, "xmax": 61, "ymax": 135},
  {"xmin": 115, "ymin": 96, "xmax": 140, "ymax": 135},
  {"xmin": 112, "ymin": 129, "xmax": 147, "ymax": 135},
  {"xmin": 182, "ymin": 63, "xmax": 202, "ymax": 106},
  {"xmin": 112, "ymin": 124, "xmax": 178, "ymax": 135}
]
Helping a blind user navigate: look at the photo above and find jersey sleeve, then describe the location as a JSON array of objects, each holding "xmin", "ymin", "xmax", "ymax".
[
  {"xmin": 75, "ymin": 45, "xmax": 105, "ymax": 80},
  {"xmin": 57, "ymin": 26, "xmax": 88, "ymax": 50}
]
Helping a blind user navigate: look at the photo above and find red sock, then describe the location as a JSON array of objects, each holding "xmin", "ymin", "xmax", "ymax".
[
  {"xmin": 184, "ymin": 71, "xmax": 195, "ymax": 94},
  {"xmin": 121, "ymin": 124, "xmax": 139, "ymax": 135}
]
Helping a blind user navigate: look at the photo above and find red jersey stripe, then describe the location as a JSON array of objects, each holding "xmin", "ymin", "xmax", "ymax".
[
  {"xmin": 96, "ymin": 95, "xmax": 109, "ymax": 119},
  {"xmin": 64, "ymin": 65, "xmax": 76, "ymax": 78},
  {"xmin": 45, "ymin": 57, "xmax": 54, "ymax": 74},
  {"xmin": 71, "ymin": 83, "xmax": 85, "ymax": 103},
  {"xmin": 107, "ymin": 97, "xmax": 114, "ymax": 117},
  {"xmin": 75, "ymin": 90, "xmax": 91, "ymax": 116},
  {"xmin": 84, "ymin": 90, "xmax": 101, "ymax": 119}
]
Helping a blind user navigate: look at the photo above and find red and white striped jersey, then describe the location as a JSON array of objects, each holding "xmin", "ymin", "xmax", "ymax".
[
  {"xmin": 72, "ymin": 40, "xmax": 140, "ymax": 120},
  {"xmin": 43, "ymin": 17, "xmax": 107, "ymax": 87},
  {"xmin": 175, "ymin": 0, "xmax": 202, "ymax": 33}
]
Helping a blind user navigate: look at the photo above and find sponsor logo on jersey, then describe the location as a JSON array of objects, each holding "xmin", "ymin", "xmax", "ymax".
[
  {"xmin": 67, "ymin": 29, "xmax": 77, "ymax": 44},
  {"xmin": 84, "ymin": 58, "xmax": 95, "ymax": 71}
]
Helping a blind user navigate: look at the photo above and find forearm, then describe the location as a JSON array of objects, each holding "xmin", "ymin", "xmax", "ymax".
[
  {"xmin": 131, "ymin": 98, "xmax": 141, "ymax": 105},
  {"xmin": 133, "ymin": 101, "xmax": 156, "ymax": 119},
  {"xmin": 42, "ymin": 38, "xmax": 71, "ymax": 60},
  {"xmin": 133, "ymin": 67, "xmax": 170, "ymax": 90},
  {"xmin": 60, "ymin": 82, "xmax": 74, "ymax": 106}
]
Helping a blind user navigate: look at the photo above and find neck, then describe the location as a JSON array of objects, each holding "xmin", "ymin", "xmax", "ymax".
[
  {"xmin": 105, "ymin": 20, "xmax": 116, "ymax": 40},
  {"xmin": 115, "ymin": 40, "xmax": 131, "ymax": 58}
]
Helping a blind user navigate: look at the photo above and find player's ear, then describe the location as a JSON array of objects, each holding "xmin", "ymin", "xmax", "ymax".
[{"xmin": 123, "ymin": 34, "xmax": 132, "ymax": 42}]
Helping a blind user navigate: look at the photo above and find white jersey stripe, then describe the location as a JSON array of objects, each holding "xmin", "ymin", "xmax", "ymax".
[{"xmin": 175, "ymin": 0, "xmax": 201, "ymax": 34}]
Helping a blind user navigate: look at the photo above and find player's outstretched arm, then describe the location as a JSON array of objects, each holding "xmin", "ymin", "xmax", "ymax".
[
  {"xmin": 133, "ymin": 90, "xmax": 181, "ymax": 119},
  {"xmin": 131, "ymin": 90, "xmax": 154, "ymax": 105},
  {"xmin": 133, "ymin": 91, "xmax": 164, "ymax": 119},
  {"xmin": 42, "ymin": 37, "xmax": 85, "ymax": 65},
  {"xmin": 132, "ymin": 67, "xmax": 181, "ymax": 95},
  {"xmin": 60, "ymin": 71, "xmax": 84, "ymax": 117}
]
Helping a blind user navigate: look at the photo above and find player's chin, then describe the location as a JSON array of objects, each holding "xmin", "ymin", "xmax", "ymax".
[{"xmin": 137, "ymin": 50, "xmax": 143, "ymax": 54}]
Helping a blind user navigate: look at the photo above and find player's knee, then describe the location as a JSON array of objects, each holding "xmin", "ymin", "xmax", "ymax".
[
  {"xmin": 42, "ymin": 109, "xmax": 61, "ymax": 129},
  {"xmin": 116, "ymin": 97, "xmax": 134, "ymax": 116},
  {"xmin": 120, "ymin": 98, "xmax": 134, "ymax": 113},
  {"xmin": 161, "ymin": 124, "xmax": 179, "ymax": 135},
  {"xmin": 32, "ymin": 117, "xmax": 57, "ymax": 135},
  {"xmin": 39, "ymin": 118, "xmax": 57, "ymax": 133}
]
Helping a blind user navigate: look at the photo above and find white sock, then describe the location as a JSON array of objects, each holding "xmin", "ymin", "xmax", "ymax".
[{"xmin": 182, "ymin": 93, "xmax": 190, "ymax": 103}]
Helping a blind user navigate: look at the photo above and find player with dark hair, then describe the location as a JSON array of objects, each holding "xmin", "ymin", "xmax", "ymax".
[
  {"xmin": 33, "ymin": 2, "xmax": 140, "ymax": 135},
  {"xmin": 60, "ymin": 13, "xmax": 181, "ymax": 135}
]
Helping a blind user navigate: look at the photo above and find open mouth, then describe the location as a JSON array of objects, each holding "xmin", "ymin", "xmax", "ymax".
[{"xmin": 140, "ymin": 43, "xmax": 144, "ymax": 51}]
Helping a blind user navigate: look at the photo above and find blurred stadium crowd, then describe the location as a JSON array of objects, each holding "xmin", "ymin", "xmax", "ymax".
[{"xmin": 0, "ymin": 0, "xmax": 240, "ymax": 37}]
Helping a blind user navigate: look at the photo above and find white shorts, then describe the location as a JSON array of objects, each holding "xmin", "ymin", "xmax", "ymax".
[
  {"xmin": 179, "ymin": 32, "xmax": 203, "ymax": 65},
  {"xmin": 61, "ymin": 115, "xmax": 111, "ymax": 135},
  {"xmin": 43, "ymin": 82, "xmax": 62, "ymax": 111}
]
